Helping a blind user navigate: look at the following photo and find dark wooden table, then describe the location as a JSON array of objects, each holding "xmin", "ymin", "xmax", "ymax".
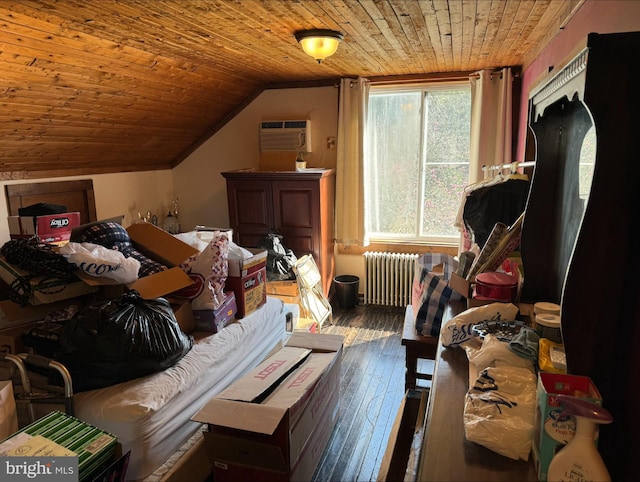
[
  {"xmin": 417, "ymin": 307, "xmax": 538, "ymax": 481},
  {"xmin": 401, "ymin": 305, "xmax": 439, "ymax": 391}
]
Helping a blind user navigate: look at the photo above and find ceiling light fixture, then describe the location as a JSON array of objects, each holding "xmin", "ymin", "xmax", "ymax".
[{"xmin": 295, "ymin": 29, "xmax": 344, "ymax": 63}]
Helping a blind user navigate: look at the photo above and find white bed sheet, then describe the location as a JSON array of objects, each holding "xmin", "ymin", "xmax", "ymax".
[{"xmin": 74, "ymin": 297, "xmax": 287, "ymax": 481}]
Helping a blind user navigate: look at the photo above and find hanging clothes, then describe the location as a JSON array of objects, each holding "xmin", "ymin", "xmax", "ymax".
[{"xmin": 462, "ymin": 178, "xmax": 530, "ymax": 249}]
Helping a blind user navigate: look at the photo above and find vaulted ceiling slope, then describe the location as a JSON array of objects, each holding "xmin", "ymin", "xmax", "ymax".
[{"xmin": 1, "ymin": 0, "xmax": 583, "ymax": 179}]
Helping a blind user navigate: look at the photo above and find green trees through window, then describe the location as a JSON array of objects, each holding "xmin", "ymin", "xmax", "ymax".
[{"xmin": 365, "ymin": 83, "xmax": 471, "ymax": 244}]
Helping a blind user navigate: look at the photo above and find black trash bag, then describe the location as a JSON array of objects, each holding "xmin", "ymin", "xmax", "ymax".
[
  {"xmin": 55, "ymin": 291, "xmax": 193, "ymax": 392},
  {"xmin": 257, "ymin": 233, "xmax": 297, "ymax": 281}
]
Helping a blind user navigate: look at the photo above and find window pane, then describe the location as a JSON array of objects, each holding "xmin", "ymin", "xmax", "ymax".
[
  {"xmin": 422, "ymin": 89, "xmax": 471, "ymax": 237},
  {"xmin": 422, "ymin": 164, "xmax": 469, "ymax": 237},
  {"xmin": 366, "ymin": 91, "xmax": 422, "ymax": 235},
  {"xmin": 424, "ymin": 90, "xmax": 471, "ymax": 164}
]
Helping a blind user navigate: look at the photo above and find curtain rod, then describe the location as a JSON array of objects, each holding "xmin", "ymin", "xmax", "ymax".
[
  {"xmin": 368, "ymin": 71, "xmax": 475, "ymax": 85},
  {"xmin": 469, "ymin": 68, "xmax": 521, "ymax": 80},
  {"xmin": 343, "ymin": 75, "xmax": 470, "ymax": 88}
]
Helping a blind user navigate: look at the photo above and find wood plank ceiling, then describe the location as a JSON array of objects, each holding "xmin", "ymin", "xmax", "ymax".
[{"xmin": 0, "ymin": 0, "xmax": 584, "ymax": 179}]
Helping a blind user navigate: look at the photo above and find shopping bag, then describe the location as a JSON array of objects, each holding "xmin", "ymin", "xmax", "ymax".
[
  {"xmin": 411, "ymin": 253, "xmax": 459, "ymax": 337},
  {"xmin": 463, "ymin": 365, "xmax": 537, "ymax": 460},
  {"xmin": 59, "ymin": 241, "xmax": 141, "ymax": 283}
]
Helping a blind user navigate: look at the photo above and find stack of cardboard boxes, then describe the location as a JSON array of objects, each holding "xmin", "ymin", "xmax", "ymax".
[{"xmin": 266, "ymin": 280, "xmax": 319, "ymax": 332}]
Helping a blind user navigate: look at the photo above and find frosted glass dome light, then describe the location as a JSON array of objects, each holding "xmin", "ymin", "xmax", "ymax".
[{"xmin": 295, "ymin": 29, "xmax": 344, "ymax": 63}]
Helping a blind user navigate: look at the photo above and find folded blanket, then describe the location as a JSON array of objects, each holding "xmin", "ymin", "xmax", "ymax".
[{"xmin": 509, "ymin": 327, "xmax": 540, "ymax": 360}]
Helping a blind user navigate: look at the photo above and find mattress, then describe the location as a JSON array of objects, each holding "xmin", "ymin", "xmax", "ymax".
[{"xmin": 74, "ymin": 296, "xmax": 287, "ymax": 480}]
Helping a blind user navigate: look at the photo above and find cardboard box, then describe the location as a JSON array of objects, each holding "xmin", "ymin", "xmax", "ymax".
[
  {"xmin": 1, "ymin": 410, "xmax": 118, "ymax": 481},
  {"xmin": 0, "ymin": 299, "xmax": 75, "ymax": 330},
  {"xmin": 160, "ymin": 436, "xmax": 212, "ymax": 482},
  {"xmin": 532, "ymin": 372, "xmax": 602, "ymax": 481},
  {"xmin": 225, "ymin": 266, "xmax": 267, "ymax": 318},
  {"xmin": 169, "ymin": 298, "xmax": 196, "ymax": 335},
  {"xmin": 0, "ymin": 255, "xmax": 99, "ymax": 305},
  {"xmin": 8, "ymin": 212, "xmax": 81, "ymax": 245},
  {"xmin": 450, "ymin": 254, "xmax": 524, "ymax": 307},
  {"xmin": 267, "ymin": 281, "xmax": 303, "ymax": 315},
  {"xmin": 449, "ymin": 272, "xmax": 473, "ymax": 298},
  {"xmin": 193, "ymin": 291, "xmax": 237, "ymax": 333},
  {"xmin": 193, "ymin": 332, "xmax": 344, "ymax": 482},
  {"xmin": 294, "ymin": 317, "xmax": 319, "ymax": 333},
  {"xmin": 266, "ymin": 280, "xmax": 299, "ymax": 297},
  {"xmin": 227, "ymin": 248, "xmax": 267, "ymax": 278},
  {"xmin": 71, "ymin": 221, "xmax": 198, "ymax": 300},
  {"xmin": 271, "ymin": 293, "xmax": 303, "ymax": 315}
]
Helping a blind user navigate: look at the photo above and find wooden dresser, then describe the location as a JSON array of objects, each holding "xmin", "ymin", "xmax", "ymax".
[{"xmin": 222, "ymin": 169, "xmax": 335, "ymax": 297}]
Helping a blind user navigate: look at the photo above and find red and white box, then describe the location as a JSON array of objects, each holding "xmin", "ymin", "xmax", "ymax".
[
  {"xmin": 8, "ymin": 212, "xmax": 81, "ymax": 245},
  {"xmin": 225, "ymin": 266, "xmax": 267, "ymax": 319}
]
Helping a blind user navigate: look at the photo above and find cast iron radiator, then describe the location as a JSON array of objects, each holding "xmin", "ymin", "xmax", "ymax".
[{"xmin": 363, "ymin": 252, "xmax": 419, "ymax": 307}]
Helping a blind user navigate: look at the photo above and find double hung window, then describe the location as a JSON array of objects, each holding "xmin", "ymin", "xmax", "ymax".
[{"xmin": 364, "ymin": 82, "xmax": 471, "ymax": 245}]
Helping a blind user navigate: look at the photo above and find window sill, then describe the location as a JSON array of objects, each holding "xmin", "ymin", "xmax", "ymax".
[{"xmin": 337, "ymin": 242, "xmax": 458, "ymax": 256}]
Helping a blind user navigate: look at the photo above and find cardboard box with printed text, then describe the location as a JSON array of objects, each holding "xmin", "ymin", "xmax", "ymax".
[
  {"xmin": 225, "ymin": 266, "xmax": 267, "ymax": 318},
  {"xmin": 193, "ymin": 332, "xmax": 344, "ymax": 482},
  {"xmin": 8, "ymin": 212, "xmax": 81, "ymax": 245},
  {"xmin": 533, "ymin": 372, "xmax": 602, "ymax": 481},
  {"xmin": 0, "ymin": 256, "xmax": 99, "ymax": 306},
  {"xmin": 193, "ymin": 291, "xmax": 237, "ymax": 333}
]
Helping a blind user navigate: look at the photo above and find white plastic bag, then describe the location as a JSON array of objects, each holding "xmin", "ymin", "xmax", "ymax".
[
  {"xmin": 440, "ymin": 302, "xmax": 519, "ymax": 347},
  {"xmin": 227, "ymin": 241, "xmax": 256, "ymax": 262},
  {"xmin": 464, "ymin": 334, "xmax": 535, "ymax": 372},
  {"xmin": 60, "ymin": 241, "xmax": 140, "ymax": 283},
  {"xmin": 463, "ymin": 366, "xmax": 537, "ymax": 460}
]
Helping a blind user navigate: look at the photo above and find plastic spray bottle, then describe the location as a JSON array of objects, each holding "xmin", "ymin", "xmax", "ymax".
[{"xmin": 547, "ymin": 394, "xmax": 613, "ymax": 482}]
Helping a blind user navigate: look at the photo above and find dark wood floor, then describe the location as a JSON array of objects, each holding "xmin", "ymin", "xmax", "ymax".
[{"xmin": 311, "ymin": 303, "xmax": 424, "ymax": 482}]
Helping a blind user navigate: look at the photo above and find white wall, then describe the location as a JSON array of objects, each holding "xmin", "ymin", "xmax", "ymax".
[
  {"xmin": 0, "ymin": 86, "xmax": 338, "ymax": 246},
  {"xmin": 0, "ymin": 170, "xmax": 173, "ymax": 243},
  {"xmin": 173, "ymin": 86, "xmax": 339, "ymax": 233}
]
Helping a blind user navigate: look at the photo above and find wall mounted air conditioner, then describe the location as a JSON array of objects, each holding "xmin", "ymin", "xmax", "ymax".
[{"xmin": 260, "ymin": 120, "xmax": 312, "ymax": 153}]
